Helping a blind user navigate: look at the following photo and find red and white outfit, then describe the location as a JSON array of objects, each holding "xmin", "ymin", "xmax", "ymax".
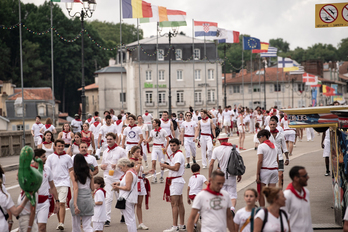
[
  {"xmin": 149, "ymin": 128, "xmax": 168, "ymax": 162},
  {"xmin": 92, "ymin": 188, "xmax": 107, "ymax": 231},
  {"xmin": 222, "ymin": 110, "xmax": 231, "ymax": 127},
  {"xmin": 237, "ymin": 114, "xmax": 245, "ymax": 133},
  {"xmin": 200, "ymin": 118, "xmax": 213, "ymax": 167},
  {"xmin": 138, "ymin": 124, "xmax": 149, "ymax": 162},
  {"xmin": 62, "ymin": 130, "xmax": 72, "ymax": 151},
  {"xmin": 35, "ymin": 165, "xmax": 53, "ymax": 224},
  {"xmin": 70, "ymin": 143, "xmax": 92, "ymax": 156},
  {"xmin": 101, "ymin": 144, "xmax": 126, "ymax": 222},
  {"xmin": 90, "ymin": 121, "xmax": 102, "ymax": 158},
  {"xmin": 41, "ymin": 124, "xmax": 55, "ymax": 133},
  {"xmin": 143, "ymin": 113, "xmax": 153, "ymax": 131},
  {"xmin": 257, "ymin": 141, "xmax": 278, "ymax": 185},
  {"xmin": 123, "ymin": 125, "xmax": 143, "ymax": 154},
  {"xmin": 269, "ymin": 130, "xmax": 288, "ymax": 171},
  {"xmin": 41, "ymin": 142, "xmax": 54, "ymax": 157},
  {"xmin": 187, "ymin": 173, "xmax": 207, "ymax": 201},
  {"xmin": 114, "ymin": 119, "xmax": 123, "ymax": 142},
  {"xmin": 211, "ymin": 143, "xmax": 239, "ymax": 199},
  {"xmin": 281, "ymin": 116, "xmax": 296, "ymax": 142},
  {"xmin": 71, "ymin": 119, "xmax": 82, "ymax": 133},
  {"xmin": 99, "ymin": 124, "xmax": 117, "ymax": 152},
  {"xmin": 160, "ymin": 118, "xmax": 173, "ymax": 155},
  {"xmin": 181, "ymin": 120, "xmax": 197, "ymax": 159},
  {"xmin": 81, "ymin": 130, "xmax": 93, "ymax": 152},
  {"xmin": 256, "ymin": 114, "xmax": 263, "ymax": 128},
  {"xmin": 72, "ymin": 153, "xmax": 98, "ymax": 171},
  {"xmin": 85, "ymin": 117, "xmax": 95, "ymax": 126},
  {"xmin": 32, "ymin": 122, "xmax": 43, "ymax": 146}
]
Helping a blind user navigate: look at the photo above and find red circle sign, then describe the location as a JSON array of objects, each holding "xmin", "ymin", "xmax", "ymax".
[
  {"xmin": 319, "ymin": 4, "xmax": 338, "ymax": 23},
  {"xmin": 342, "ymin": 4, "xmax": 348, "ymax": 22}
]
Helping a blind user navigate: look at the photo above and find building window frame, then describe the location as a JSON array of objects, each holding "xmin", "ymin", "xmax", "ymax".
[
  {"xmin": 195, "ymin": 69, "xmax": 201, "ymax": 81},
  {"xmin": 208, "ymin": 89, "xmax": 215, "ymax": 101},
  {"xmin": 175, "ymin": 49, "xmax": 182, "ymax": 60},
  {"xmin": 158, "ymin": 49, "xmax": 164, "ymax": 61},
  {"xmin": 145, "ymin": 70, "xmax": 152, "ymax": 81},
  {"xmin": 145, "ymin": 91, "xmax": 153, "ymax": 103},
  {"xmin": 177, "ymin": 91, "xmax": 184, "ymax": 103},
  {"xmin": 177, "ymin": 70, "xmax": 183, "ymax": 81},
  {"xmin": 194, "ymin": 91, "xmax": 202, "ymax": 103},
  {"xmin": 158, "ymin": 70, "xmax": 165, "ymax": 81},
  {"xmin": 233, "ymin": 85, "xmax": 240, "ymax": 93},
  {"xmin": 208, "ymin": 69, "xmax": 214, "ymax": 80},
  {"xmin": 158, "ymin": 91, "xmax": 166, "ymax": 103},
  {"xmin": 194, "ymin": 48, "xmax": 200, "ymax": 60}
]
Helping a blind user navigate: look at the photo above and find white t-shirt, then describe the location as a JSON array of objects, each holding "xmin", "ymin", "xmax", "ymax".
[
  {"xmin": 101, "ymin": 146, "xmax": 126, "ymax": 180},
  {"xmin": 324, "ymin": 129, "xmax": 330, "ymax": 141},
  {"xmin": 111, "ymin": 115, "xmax": 117, "ymax": 122},
  {"xmin": 92, "ymin": 189, "xmax": 107, "ymax": 222},
  {"xmin": 211, "ymin": 145, "xmax": 237, "ymax": 185},
  {"xmin": 188, "ymin": 174, "xmax": 207, "ymax": 195},
  {"xmin": 114, "ymin": 121, "xmax": 123, "ymax": 136},
  {"xmin": 45, "ymin": 153, "xmax": 73, "ymax": 187},
  {"xmin": 85, "ymin": 118, "xmax": 95, "ymax": 126},
  {"xmin": 142, "ymin": 114, "xmax": 153, "ymax": 124},
  {"xmin": 281, "ymin": 118, "xmax": 295, "ymax": 132},
  {"xmin": 90, "ymin": 122, "xmax": 101, "ymax": 139},
  {"xmin": 71, "ymin": 119, "xmax": 82, "ymax": 133},
  {"xmin": 234, "ymin": 207, "xmax": 252, "ymax": 232},
  {"xmin": 72, "ymin": 154, "xmax": 98, "ymax": 170},
  {"xmin": 150, "ymin": 129, "xmax": 168, "ymax": 147},
  {"xmin": 181, "ymin": 121, "xmax": 197, "ymax": 136},
  {"xmin": 257, "ymin": 143, "xmax": 278, "ymax": 168},
  {"xmin": 222, "ymin": 110, "xmax": 231, "ymax": 122},
  {"xmin": 138, "ymin": 124, "xmax": 148, "ymax": 139},
  {"xmin": 269, "ymin": 133, "xmax": 288, "ymax": 160},
  {"xmin": 160, "ymin": 119, "xmax": 173, "ymax": 138},
  {"xmin": 192, "ymin": 189, "xmax": 232, "ymax": 232},
  {"xmin": 168, "ymin": 151, "xmax": 185, "ymax": 184},
  {"xmin": 99, "ymin": 124, "xmax": 117, "ymax": 141},
  {"xmin": 0, "ymin": 190, "xmax": 14, "ymax": 232},
  {"xmin": 254, "ymin": 208, "xmax": 289, "ymax": 232},
  {"xmin": 123, "ymin": 126, "xmax": 143, "ymax": 143},
  {"xmin": 264, "ymin": 116, "xmax": 271, "ymax": 127},
  {"xmin": 38, "ymin": 165, "xmax": 53, "ymax": 196},
  {"xmin": 192, "ymin": 113, "xmax": 199, "ymax": 123},
  {"xmin": 264, "ymin": 125, "xmax": 284, "ymax": 133},
  {"xmin": 41, "ymin": 124, "xmax": 55, "ymax": 133},
  {"xmin": 32, "ymin": 123, "xmax": 43, "ymax": 137}
]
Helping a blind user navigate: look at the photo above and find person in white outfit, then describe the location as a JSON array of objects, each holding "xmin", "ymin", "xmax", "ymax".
[
  {"xmin": 194, "ymin": 110, "xmax": 216, "ymax": 169},
  {"xmin": 92, "ymin": 177, "xmax": 107, "ymax": 232},
  {"xmin": 122, "ymin": 114, "xmax": 144, "ymax": 154},
  {"xmin": 137, "ymin": 115, "xmax": 149, "ymax": 167},
  {"xmin": 70, "ymin": 114, "xmax": 83, "ymax": 133},
  {"xmin": 90, "ymin": 118, "xmax": 102, "ymax": 159},
  {"xmin": 98, "ymin": 115, "xmax": 118, "ymax": 154},
  {"xmin": 142, "ymin": 110, "xmax": 153, "ymax": 132},
  {"xmin": 37, "ymin": 131, "xmax": 55, "ymax": 157},
  {"xmin": 221, "ymin": 106, "xmax": 232, "ymax": 135},
  {"xmin": 321, "ymin": 128, "xmax": 331, "ymax": 176},
  {"xmin": 31, "ymin": 116, "xmax": 43, "ymax": 147},
  {"xmin": 39, "ymin": 117, "xmax": 57, "ymax": 134},
  {"xmin": 57, "ymin": 123, "xmax": 74, "ymax": 152},
  {"xmin": 306, "ymin": 127, "xmax": 315, "ymax": 141},
  {"xmin": 281, "ymin": 114, "xmax": 296, "ymax": 156},
  {"xmin": 180, "ymin": 112, "xmax": 197, "ymax": 168},
  {"xmin": 160, "ymin": 111, "xmax": 175, "ymax": 156}
]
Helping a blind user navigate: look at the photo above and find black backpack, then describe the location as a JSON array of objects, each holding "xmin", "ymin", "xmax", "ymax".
[
  {"xmin": 172, "ymin": 119, "xmax": 178, "ymax": 131},
  {"xmin": 250, "ymin": 208, "xmax": 288, "ymax": 232},
  {"xmin": 226, "ymin": 145, "xmax": 246, "ymax": 178}
]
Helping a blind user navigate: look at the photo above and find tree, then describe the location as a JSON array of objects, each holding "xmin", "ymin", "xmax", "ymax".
[
  {"xmin": 338, "ymin": 38, "xmax": 348, "ymax": 61},
  {"xmin": 269, "ymin": 38, "xmax": 290, "ymax": 53}
]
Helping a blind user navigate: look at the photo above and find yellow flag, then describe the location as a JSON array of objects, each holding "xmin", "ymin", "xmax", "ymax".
[{"xmin": 283, "ymin": 67, "xmax": 299, "ymax": 72}]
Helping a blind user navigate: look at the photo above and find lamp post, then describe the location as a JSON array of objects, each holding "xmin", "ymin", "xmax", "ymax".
[
  {"xmin": 66, "ymin": 0, "xmax": 96, "ymax": 121},
  {"xmin": 159, "ymin": 28, "xmax": 178, "ymax": 115}
]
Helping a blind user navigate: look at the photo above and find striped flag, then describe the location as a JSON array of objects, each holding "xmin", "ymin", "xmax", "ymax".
[
  {"xmin": 216, "ymin": 28, "xmax": 239, "ymax": 43},
  {"xmin": 194, "ymin": 21, "xmax": 218, "ymax": 38},
  {"xmin": 122, "ymin": 0, "xmax": 153, "ymax": 19},
  {"xmin": 260, "ymin": 47, "xmax": 277, "ymax": 57},
  {"xmin": 252, "ymin": 42, "xmax": 269, "ymax": 53},
  {"xmin": 139, "ymin": 5, "xmax": 168, "ymax": 23},
  {"xmin": 159, "ymin": 10, "xmax": 187, "ymax": 27}
]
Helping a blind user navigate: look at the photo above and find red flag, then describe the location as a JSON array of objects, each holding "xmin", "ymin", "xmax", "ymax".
[{"xmin": 302, "ymin": 73, "xmax": 316, "ymax": 82}]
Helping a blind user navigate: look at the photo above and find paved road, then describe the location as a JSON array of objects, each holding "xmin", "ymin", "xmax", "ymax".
[{"xmin": 1, "ymin": 131, "xmax": 342, "ymax": 231}]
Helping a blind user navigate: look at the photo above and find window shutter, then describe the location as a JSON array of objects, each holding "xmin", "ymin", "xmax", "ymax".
[
  {"xmin": 270, "ymin": 84, "xmax": 274, "ymax": 93},
  {"xmin": 248, "ymin": 86, "xmax": 252, "ymax": 93},
  {"xmin": 240, "ymin": 85, "xmax": 244, "ymax": 94},
  {"xmin": 12, "ymin": 125, "xmax": 16, "ymax": 131}
]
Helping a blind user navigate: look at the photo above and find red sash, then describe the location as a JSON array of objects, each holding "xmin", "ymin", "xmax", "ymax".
[
  {"xmin": 201, "ymin": 133, "xmax": 213, "ymax": 140},
  {"xmin": 261, "ymin": 167, "xmax": 278, "ymax": 170},
  {"xmin": 163, "ymin": 176, "xmax": 182, "ymax": 202},
  {"xmin": 189, "ymin": 195, "xmax": 196, "ymax": 201},
  {"xmin": 184, "ymin": 135, "xmax": 194, "ymax": 137},
  {"xmin": 38, "ymin": 195, "xmax": 49, "ymax": 204}
]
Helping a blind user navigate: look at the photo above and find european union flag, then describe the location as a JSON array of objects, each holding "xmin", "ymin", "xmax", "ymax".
[{"xmin": 243, "ymin": 37, "xmax": 260, "ymax": 50}]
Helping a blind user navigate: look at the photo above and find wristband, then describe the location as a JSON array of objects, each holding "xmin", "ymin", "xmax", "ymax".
[
  {"xmin": 286, "ymin": 159, "xmax": 290, "ymax": 161},
  {"xmin": 8, "ymin": 220, "xmax": 13, "ymax": 224},
  {"xmin": 28, "ymin": 226, "xmax": 32, "ymax": 228},
  {"xmin": 56, "ymin": 199, "xmax": 60, "ymax": 203}
]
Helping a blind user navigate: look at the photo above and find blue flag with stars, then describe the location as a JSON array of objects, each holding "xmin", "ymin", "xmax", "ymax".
[{"xmin": 243, "ymin": 37, "xmax": 260, "ymax": 50}]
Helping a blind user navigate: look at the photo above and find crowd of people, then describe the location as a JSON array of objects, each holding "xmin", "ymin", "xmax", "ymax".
[{"xmin": 0, "ymin": 104, "xmax": 340, "ymax": 232}]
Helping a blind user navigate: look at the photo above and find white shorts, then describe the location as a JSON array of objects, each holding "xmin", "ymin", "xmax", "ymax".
[
  {"xmin": 93, "ymin": 222, "xmax": 104, "ymax": 231},
  {"xmin": 284, "ymin": 134, "xmax": 295, "ymax": 143},
  {"xmin": 34, "ymin": 136, "xmax": 42, "ymax": 147},
  {"xmin": 238, "ymin": 125, "xmax": 245, "ymax": 133},
  {"xmin": 323, "ymin": 140, "xmax": 330, "ymax": 157},
  {"xmin": 151, "ymin": 148, "xmax": 165, "ymax": 162},
  {"xmin": 170, "ymin": 182, "xmax": 184, "ymax": 196},
  {"xmin": 223, "ymin": 121, "xmax": 231, "ymax": 127},
  {"xmin": 218, "ymin": 118, "xmax": 223, "ymax": 124},
  {"xmin": 56, "ymin": 186, "xmax": 68, "ymax": 203},
  {"xmin": 260, "ymin": 169, "xmax": 278, "ymax": 185},
  {"xmin": 254, "ymin": 134, "xmax": 260, "ymax": 144},
  {"xmin": 222, "ymin": 184, "xmax": 237, "ymax": 199},
  {"xmin": 138, "ymin": 180, "xmax": 147, "ymax": 196},
  {"xmin": 19, "ymin": 215, "xmax": 38, "ymax": 232},
  {"xmin": 36, "ymin": 200, "xmax": 50, "ymax": 223}
]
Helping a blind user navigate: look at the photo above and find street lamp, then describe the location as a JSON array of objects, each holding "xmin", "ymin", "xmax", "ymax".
[
  {"xmin": 159, "ymin": 28, "xmax": 178, "ymax": 115},
  {"xmin": 66, "ymin": 0, "xmax": 96, "ymax": 121}
]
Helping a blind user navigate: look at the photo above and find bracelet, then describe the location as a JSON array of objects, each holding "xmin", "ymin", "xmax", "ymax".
[
  {"xmin": 286, "ymin": 159, "xmax": 290, "ymax": 161},
  {"xmin": 56, "ymin": 199, "xmax": 60, "ymax": 203},
  {"xmin": 28, "ymin": 226, "xmax": 32, "ymax": 228},
  {"xmin": 8, "ymin": 220, "xmax": 13, "ymax": 224}
]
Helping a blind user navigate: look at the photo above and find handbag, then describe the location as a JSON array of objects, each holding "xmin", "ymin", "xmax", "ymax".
[
  {"xmin": 0, "ymin": 206, "xmax": 9, "ymax": 220},
  {"xmin": 115, "ymin": 178, "xmax": 137, "ymax": 210}
]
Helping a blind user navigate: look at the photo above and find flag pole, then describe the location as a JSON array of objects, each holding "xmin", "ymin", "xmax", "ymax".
[
  {"xmin": 156, "ymin": 22, "xmax": 159, "ymax": 117},
  {"xmin": 204, "ymin": 34, "xmax": 207, "ymax": 110},
  {"xmin": 120, "ymin": 0, "xmax": 124, "ymax": 110},
  {"xmin": 192, "ymin": 19, "xmax": 195, "ymax": 110},
  {"xmin": 282, "ymin": 67, "xmax": 284, "ymax": 107},
  {"xmin": 51, "ymin": 0, "xmax": 55, "ymax": 126},
  {"xmin": 215, "ymin": 40, "xmax": 219, "ymax": 109},
  {"xmin": 137, "ymin": 18, "xmax": 142, "ymax": 114},
  {"xmin": 250, "ymin": 51, "xmax": 253, "ymax": 109},
  {"xmin": 276, "ymin": 61, "xmax": 279, "ymax": 106},
  {"xmin": 242, "ymin": 36, "xmax": 244, "ymax": 106},
  {"xmin": 258, "ymin": 55, "xmax": 261, "ymax": 104},
  {"xmin": 19, "ymin": 0, "xmax": 25, "ymax": 146}
]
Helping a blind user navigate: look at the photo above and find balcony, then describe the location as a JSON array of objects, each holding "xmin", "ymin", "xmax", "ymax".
[
  {"xmin": 145, "ymin": 102, "xmax": 155, "ymax": 107},
  {"xmin": 207, "ymin": 100, "xmax": 216, "ymax": 105},
  {"xmin": 158, "ymin": 102, "xmax": 167, "ymax": 107},
  {"xmin": 176, "ymin": 101, "xmax": 186, "ymax": 106},
  {"xmin": 195, "ymin": 101, "xmax": 204, "ymax": 106}
]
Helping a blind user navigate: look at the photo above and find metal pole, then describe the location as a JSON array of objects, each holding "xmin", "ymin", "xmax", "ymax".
[
  {"xmin": 81, "ymin": 10, "xmax": 86, "ymax": 121},
  {"xmin": 215, "ymin": 40, "xmax": 219, "ymax": 109},
  {"xmin": 120, "ymin": 0, "xmax": 124, "ymax": 110},
  {"xmin": 137, "ymin": 19, "xmax": 142, "ymax": 114},
  {"xmin": 192, "ymin": 19, "xmax": 195, "ymax": 110},
  {"xmin": 263, "ymin": 60, "xmax": 266, "ymax": 110},
  {"xmin": 242, "ymin": 36, "xmax": 244, "ymax": 106},
  {"xmin": 204, "ymin": 35, "xmax": 207, "ymax": 109},
  {"xmin": 168, "ymin": 32, "xmax": 172, "ymax": 115},
  {"xmin": 250, "ymin": 52, "xmax": 253, "ymax": 109},
  {"xmin": 292, "ymin": 78, "xmax": 294, "ymax": 107},
  {"xmin": 276, "ymin": 63, "xmax": 279, "ymax": 105},
  {"xmin": 282, "ymin": 69, "xmax": 284, "ymax": 107},
  {"xmin": 19, "ymin": 0, "xmax": 25, "ymax": 146},
  {"xmin": 51, "ymin": 1, "xmax": 55, "ymax": 126},
  {"xmin": 258, "ymin": 56, "xmax": 261, "ymax": 102},
  {"xmin": 156, "ymin": 22, "xmax": 159, "ymax": 117},
  {"xmin": 224, "ymin": 44, "xmax": 227, "ymax": 107}
]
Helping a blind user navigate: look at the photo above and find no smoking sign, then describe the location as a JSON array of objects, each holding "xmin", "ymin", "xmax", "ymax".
[
  {"xmin": 342, "ymin": 4, "xmax": 348, "ymax": 22},
  {"xmin": 319, "ymin": 4, "xmax": 338, "ymax": 23},
  {"xmin": 316, "ymin": 2, "xmax": 348, "ymax": 28}
]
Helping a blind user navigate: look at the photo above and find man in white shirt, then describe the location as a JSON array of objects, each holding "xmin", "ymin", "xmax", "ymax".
[
  {"xmin": 31, "ymin": 115, "xmax": 43, "ymax": 147},
  {"xmin": 100, "ymin": 132, "xmax": 126, "ymax": 226},
  {"xmin": 90, "ymin": 118, "xmax": 102, "ymax": 159},
  {"xmin": 321, "ymin": 128, "xmax": 331, "ymax": 176},
  {"xmin": 143, "ymin": 110, "xmax": 153, "ymax": 131},
  {"xmin": 98, "ymin": 115, "xmax": 118, "ymax": 153},
  {"xmin": 114, "ymin": 114, "xmax": 124, "ymax": 143},
  {"xmin": 222, "ymin": 106, "xmax": 232, "ymax": 135},
  {"xmin": 180, "ymin": 112, "xmax": 197, "ymax": 168},
  {"xmin": 122, "ymin": 114, "xmax": 144, "ymax": 153},
  {"xmin": 85, "ymin": 114, "xmax": 94, "ymax": 126},
  {"xmin": 45, "ymin": 139, "xmax": 73, "ymax": 230},
  {"xmin": 187, "ymin": 170, "xmax": 235, "ymax": 232},
  {"xmin": 71, "ymin": 114, "xmax": 83, "ymax": 133},
  {"xmin": 264, "ymin": 116, "xmax": 284, "ymax": 133},
  {"xmin": 209, "ymin": 107, "xmax": 218, "ymax": 118},
  {"xmin": 72, "ymin": 142, "xmax": 99, "ymax": 176},
  {"xmin": 283, "ymin": 166, "xmax": 313, "ymax": 232},
  {"xmin": 160, "ymin": 139, "xmax": 186, "ymax": 232}
]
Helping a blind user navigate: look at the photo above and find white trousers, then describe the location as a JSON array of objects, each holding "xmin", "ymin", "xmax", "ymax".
[
  {"xmin": 151, "ymin": 147, "xmax": 165, "ymax": 162},
  {"xmin": 104, "ymin": 176, "xmax": 120, "ymax": 222},
  {"xmin": 120, "ymin": 201, "xmax": 137, "ymax": 232},
  {"xmin": 306, "ymin": 128, "xmax": 314, "ymax": 141},
  {"xmin": 141, "ymin": 142, "xmax": 148, "ymax": 162},
  {"xmin": 200, "ymin": 135, "xmax": 213, "ymax": 166},
  {"xmin": 95, "ymin": 139, "xmax": 101, "ymax": 158},
  {"xmin": 72, "ymin": 215, "xmax": 93, "ymax": 232},
  {"xmin": 184, "ymin": 137, "xmax": 196, "ymax": 158},
  {"xmin": 34, "ymin": 136, "xmax": 42, "ymax": 147},
  {"xmin": 18, "ymin": 215, "xmax": 38, "ymax": 232}
]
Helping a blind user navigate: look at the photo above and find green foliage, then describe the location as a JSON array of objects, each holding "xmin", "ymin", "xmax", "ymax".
[{"xmin": 270, "ymin": 38, "xmax": 290, "ymax": 53}]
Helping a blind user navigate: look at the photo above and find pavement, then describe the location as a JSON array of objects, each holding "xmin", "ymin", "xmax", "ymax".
[{"xmin": 0, "ymin": 131, "xmax": 344, "ymax": 231}]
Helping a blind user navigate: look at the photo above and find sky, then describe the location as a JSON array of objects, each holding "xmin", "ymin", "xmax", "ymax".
[{"xmin": 21, "ymin": 0, "xmax": 348, "ymax": 50}]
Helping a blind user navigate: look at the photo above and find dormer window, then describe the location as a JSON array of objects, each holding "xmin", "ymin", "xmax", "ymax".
[
  {"xmin": 176, "ymin": 49, "xmax": 182, "ymax": 60},
  {"xmin": 37, "ymin": 103, "xmax": 46, "ymax": 117}
]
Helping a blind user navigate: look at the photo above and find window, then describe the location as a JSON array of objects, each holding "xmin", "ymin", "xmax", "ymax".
[
  {"xmin": 274, "ymin": 84, "xmax": 281, "ymax": 92},
  {"xmin": 159, "ymin": 70, "xmax": 165, "ymax": 81},
  {"xmin": 233, "ymin": 85, "xmax": 240, "ymax": 93},
  {"xmin": 253, "ymin": 85, "xmax": 260, "ymax": 92},
  {"xmin": 208, "ymin": 69, "xmax": 214, "ymax": 80},
  {"xmin": 195, "ymin": 70, "xmax": 201, "ymax": 80},
  {"xmin": 146, "ymin": 91, "xmax": 153, "ymax": 103},
  {"xmin": 120, "ymin": 93, "xmax": 126, "ymax": 102},
  {"xmin": 158, "ymin": 92, "xmax": 166, "ymax": 103},
  {"xmin": 17, "ymin": 125, "xmax": 23, "ymax": 131},
  {"xmin": 146, "ymin": 70, "xmax": 152, "ymax": 81},
  {"xmin": 177, "ymin": 91, "xmax": 184, "ymax": 103},
  {"xmin": 194, "ymin": 91, "xmax": 202, "ymax": 102},
  {"xmin": 194, "ymin": 49, "xmax": 200, "ymax": 60},
  {"xmin": 298, "ymin": 83, "xmax": 305, "ymax": 91},
  {"xmin": 177, "ymin": 70, "xmax": 183, "ymax": 81},
  {"xmin": 37, "ymin": 103, "xmax": 46, "ymax": 117},
  {"xmin": 208, "ymin": 90, "xmax": 215, "ymax": 101},
  {"xmin": 158, "ymin": 49, "xmax": 164, "ymax": 61},
  {"xmin": 176, "ymin": 49, "xmax": 182, "ymax": 60},
  {"xmin": 229, "ymin": 86, "xmax": 233, "ymax": 94}
]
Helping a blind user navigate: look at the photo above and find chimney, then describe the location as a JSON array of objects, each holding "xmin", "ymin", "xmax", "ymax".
[{"xmin": 109, "ymin": 58, "xmax": 116, "ymax": 66}]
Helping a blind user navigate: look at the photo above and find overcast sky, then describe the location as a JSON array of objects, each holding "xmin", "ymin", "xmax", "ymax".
[{"xmin": 21, "ymin": 0, "xmax": 348, "ymax": 50}]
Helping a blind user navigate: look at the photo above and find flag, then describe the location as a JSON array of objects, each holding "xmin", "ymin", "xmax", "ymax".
[
  {"xmin": 122, "ymin": 0, "xmax": 153, "ymax": 19},
  {"xmin": 323, "ymin": 85, "xmax": 335, "ymax": 96},
  {"xmin": 290, "ymin": 60, "xmax": 305, "ymax": 74},
  {"xmin": 216, "ymin": 28, "xmax": 239, "ymax": 43},
  {"xmin": 159, "ymin": 10, "xmax": 187, "ymax": 27},
  {"xmin": 140, "ymin": 6, "xmax": 167, "ymax": 23},
  {"xmin": 277, "ymin": 57, "xmax": 293, "ymax": 68},
  {"xmin": 302, "ymin": 73, "xmax": 316, "ymax": 82},
  {"xmin": 283, "ymin": 66, "xmax": 299, "ymax": 72},
  {"xmin": 252, "ymin": 42, "xmax": 269, "ymax": 53},
  {"xmin": 52, "ymin": 0, "xmax": 81, "ymax": 2},
  {"xmin": 243, "ymin": 37, "xmax": 260, "ymax": 50},
  {"xmin": 260, "ymin": 47, "xmax": 277, "ymax": 57},
  {"xmin": 194, "ymin": 21, "xmax": 218, "ymax": 37}
]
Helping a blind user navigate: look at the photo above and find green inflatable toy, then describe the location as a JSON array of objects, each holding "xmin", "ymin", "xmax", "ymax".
[{"xmin": 18, "ymin": 146, "xmax": 43, "ymax": 206}]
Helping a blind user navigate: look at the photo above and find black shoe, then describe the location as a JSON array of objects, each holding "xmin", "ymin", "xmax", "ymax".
[
  {"xmin": 192, "ymin": 158, "xmax": 196, "ymax": 163},
  {"xmin": 325, "ymin": 171, "xmax": 330, "ymax": 176},
  {"xmin": 120, "ymin": 215, "xmax": 125, "ymax": 223},
  {"xmin": 254, "ymin": 147, "xmax": 257, "ymax": 150},
  {"xmin": 186, "ymin": 163, "xmax": 190, "ymax": 169},
  {"xmin": 104, "ymin": 220, "xmax": 110, "ymax": 227}
]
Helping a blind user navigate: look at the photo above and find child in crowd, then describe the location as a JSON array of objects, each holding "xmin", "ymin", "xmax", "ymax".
[
  {"xmin": 253, "ymin": 122, "xmax": 261, "ymax": 150},
  {"xmin": 92, "ymin": 177, "xmax": 106, "ymax": 232},
  {"xmin": 233, "ymin": 188, "xmax": 258, "ymax": 232}
]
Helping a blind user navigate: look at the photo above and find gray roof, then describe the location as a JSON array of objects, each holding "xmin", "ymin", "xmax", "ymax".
[
  {"xmin": 127, "ymin": 34, "xmax": 213, "ymax": 47},
  {"xmin": 95, "ymin": 66, "xmax": 126, "ymax": 74},
  {"xmin": 0, "ymin": 116, "xmax": 10, "ymax": 123}
]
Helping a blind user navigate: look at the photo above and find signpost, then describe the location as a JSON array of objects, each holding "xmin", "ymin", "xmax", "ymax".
[{"xmin": 316, "ymin": 2, "xmax": 348, "ymax": 28}]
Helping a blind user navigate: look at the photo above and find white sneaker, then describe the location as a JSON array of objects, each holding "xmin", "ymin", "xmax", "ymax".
[
  {"xmin": 163, "ymin": 226, "xmax": 179, "ymax": 232},
  {"xmin": 160, "ymin": 177, "xmax": 164, "ymax": 183},
  {"xmin": 56, "ymin": 223, "xmax": 64, "ymax": 230},
  {"xmin": 202, "ymin": 165, "xmax": 207, "ymax": 169},
  {"xmin": 152, "ymin": 176, "xmax": 157, "ymax": 183},
  {"xmin": 179, "ymin": 225, "xmax": 186, "ymax": 231},
  {"xmin": 138, "ymin": 223, "xmax": 149, "ymax": 230}
]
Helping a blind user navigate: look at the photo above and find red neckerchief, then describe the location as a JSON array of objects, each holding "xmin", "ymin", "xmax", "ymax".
[
  {"xmin": 170, "ymin": 150, "xmax": 182, "ymax": 159},
  {"xmin": 87, "ymin": 118, "xmax": 92, "ymax": 122},
  {"xmin": 93, "ymin": 116, "xmax": 98, "ymax": 119},
  {"xmin": 116, "ymin": 120, "xmax": 122, "ymax": 125},
  {"xmin": 64, "ymin": 130, "xmax": 70, "ymax": 133},
  {"xmin": 128, "ymin": 124, "xmax": 137, "ymax": 129},
  {"xmin": 96, "ymin": 188, "xmax": 106, "ymax": 198},
  {"xmin": 30, "ymin": 164, "xmax": 38, "ymax": 169},
  {"xmin": 145, "ymin": 113, "xmax": 149, "ymax": 116},
  {"xmin": 54, "ymin": 151, "xmax": 66, "ymax": 157},
  {"xmin": 82, "ymin": 153, "xmax": 88, "ymax": 157},
  {"xmin": 93, "ymin": 121, "xmax": 100, "ymax": 127},
  {"xmin": 193, "ymin": 173, "xmax": 200, "ymax": 178},
  {"xmin": 107, "ymin": 143, "xmax": 118, "ymax": 152},
  {"xmin": 286, "ymin": 183, "xmax": 307, "ymax": 202},
  {"xmin": 45, "ymin": 124, "xmax": 51, "ymax": 129},
  {"xmin": 270, "ymin": 129, "xmax": 279, "ymax": 134},
  {"xmin": 130, "ymin": 158, "xmax": 139, "ymax": 161},
  {"xmin": 202, "ymin": 117, "xmax": 208, "ymax": 121},
  {"xmin": 284, "ymin": 114, "xmax": 288, "ymax": 121},
  {"xmin": 162, "ymin": 118, "xmax": 169, "ymax": 122},
  {"xmin": 42, "ymin": 141, "xmax": 52, "ymax": 144},
  {"xmin": 203, "ymin": 183, "xmax": 223, "ymax": 196},
  {"xmin": 154, "ymin": 127, "xmax": 162, "ymax": 132},
  {"xmin": 82, "ymin": 130, "xmax": 89, "ymax": 135},
  {"xmin": 75, "ymin": 119, "xmax": 81, "ymax": 121},
  {"xmin": 36, "ymin": 122, "xmax": 41, "ymax": 125},
  {"xmin": 73, "ymin": 142, "xmax": 80, "ymax": 146},
  {"xmin": 263, "ymin": 140, "xmax": 275, "ymax": 149},
  {"xmin": 220, "ymin": 142, "xmax": 232, "ymax": 146}
]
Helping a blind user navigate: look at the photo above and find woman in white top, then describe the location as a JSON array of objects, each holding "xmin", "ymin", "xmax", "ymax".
[
  {"xmin": 256, "ymin": 109, "xmax": 264, "ymax": 128},
  {"xmin": 39, "ymin": 117, "xmax": 57, "ymax": 134},
  {"xmin": 254, "ymin": 187, "xmax": 290, "ymax": 232},
  {"xmin": 69, "ymin": 154, "xmax": 94, "ymax": 232},
  {"xmin": 244, "ymin": 108, "xmax": 251, "ymax": 133},
  {"xmin": 112, "ymin": 158, "xmax": 138, "ymax": 232},
  {"xmin": 37, "ymin": 131, "xmax": 55, "ymax": 157},
  {"xmin": 67, "ymin": 132, "xmax": 93, "ymax": 157},
  {"xmin": 234, "ymin": 188, "xmax": 258, "ymax": 232},
  {"xmin": 217, "ymin": 109, "xmax": 223, "ymax": 129},
  {"xmin": 237, "ymin": 108, "xmax": 246, "ymax": 150},
  {"xmin": 58, "ymin": 123, "xmax": 74, "ymax": 152},
  {"xmin": 137, "ymin": 115, "xmax": 149, "ymax": 166}
]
